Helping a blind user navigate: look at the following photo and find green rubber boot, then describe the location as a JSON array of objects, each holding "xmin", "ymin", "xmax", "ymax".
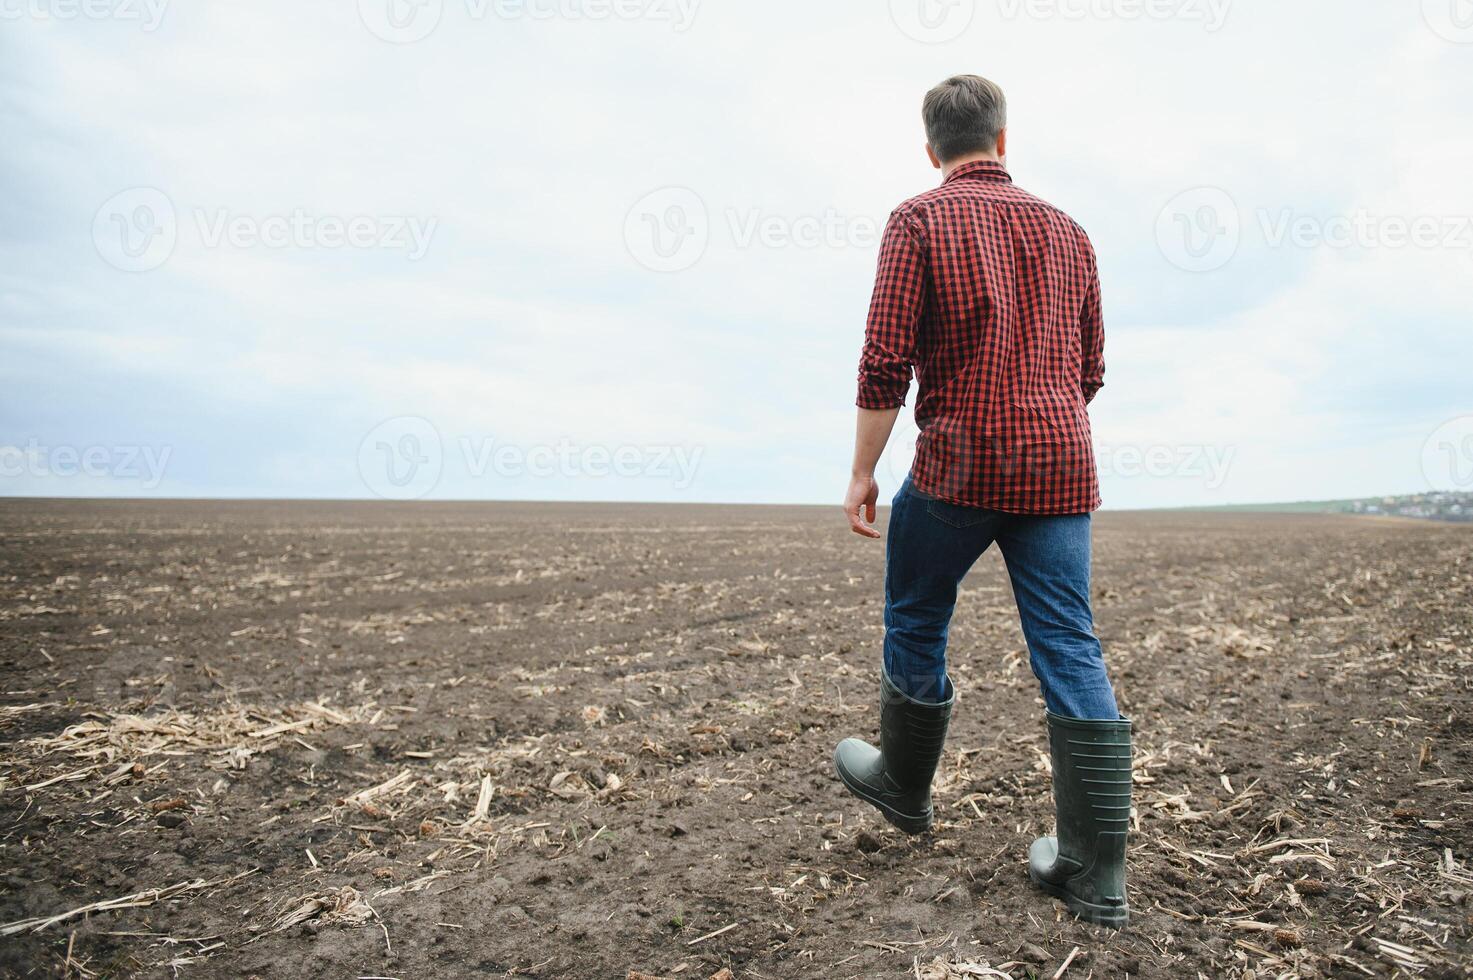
[
  {"xmin": 833, "ymin": 672, "xmax": 953, "ymax": 834},
  {"xmin": 1028, "ymin": 712, "xmax": 1133, "ymax": 929}
]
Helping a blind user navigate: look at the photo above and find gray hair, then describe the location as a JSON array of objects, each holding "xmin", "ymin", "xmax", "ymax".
[{"xmin": 922, "ymin": 75, "xmax": 1007, "ymax": 163}]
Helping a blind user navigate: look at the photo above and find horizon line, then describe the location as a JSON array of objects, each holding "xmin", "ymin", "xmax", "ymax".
[{"xmin": 0, "ymin": 488, "xmax": 1456, "ymax": 512}]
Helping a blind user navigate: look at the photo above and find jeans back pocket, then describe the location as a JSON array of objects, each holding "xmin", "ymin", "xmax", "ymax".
[{"xmin": 925, "ymin": 497, "xmax": 990, "ymax": 529}]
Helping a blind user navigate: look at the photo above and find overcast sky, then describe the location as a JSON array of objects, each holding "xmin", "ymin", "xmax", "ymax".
[{"xmin": 3, "ymin": 0, "xmax": 1470, "ymax": 506}]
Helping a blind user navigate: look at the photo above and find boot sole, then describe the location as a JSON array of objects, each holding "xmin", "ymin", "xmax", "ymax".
[
  {"xmin": 833, "ymin": 750, "xmax": 933, "ymax": 835},
  {"xmin": 1028, "ymin": 867, "xmax": 1130, "ymax": 929}
]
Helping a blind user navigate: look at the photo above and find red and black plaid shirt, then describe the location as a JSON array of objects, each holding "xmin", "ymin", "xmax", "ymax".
[{"xmin": 857, "ymin": 160, "xmax": 1104, "ymax": 514}]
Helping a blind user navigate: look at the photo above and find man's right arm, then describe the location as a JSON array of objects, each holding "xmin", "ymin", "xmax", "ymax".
[
  {"xmin": 856, "ymin": 209, "xmax": 926, "ymax": 411},
  {"xmin": 844, "ymin": 406, "xmax": 901, "ymax": 538},
  {"xmin": 846, "ymin": 209, "xmax": 926, "ymax": 538}
]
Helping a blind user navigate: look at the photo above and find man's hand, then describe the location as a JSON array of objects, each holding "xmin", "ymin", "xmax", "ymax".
[
  {"xmin": 845, "ymin": 407, "xmax": 900, "ymax": 539},
  {"xmin": 844, "ymin": 473, "xmax": 882, "ymax": 539}
]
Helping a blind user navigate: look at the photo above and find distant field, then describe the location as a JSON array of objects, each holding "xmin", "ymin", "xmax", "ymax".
[
  {"xmin": 1171, "ymin": 492, "xmax": 1471, "ymax": 521},
  {"xmin": 2, "ymin": 501, "xmax": 1470, "ymax": 978},
  {"xmin": 1169, "ymin": 498, "xmax": 1371, "ymax": 513}
]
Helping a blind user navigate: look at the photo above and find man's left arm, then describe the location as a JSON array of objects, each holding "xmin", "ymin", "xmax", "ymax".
[{"xmin": 1080, "ymin": 236, "xmax": 1105, "ymax": 404}]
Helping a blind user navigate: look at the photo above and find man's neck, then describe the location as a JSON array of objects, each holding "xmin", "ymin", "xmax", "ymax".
[{"xmin": 941, "ymin": 152, "xmax": 1001, "ymax": 180}]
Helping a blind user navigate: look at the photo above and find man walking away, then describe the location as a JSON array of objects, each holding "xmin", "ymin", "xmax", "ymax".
[{"xmin": 832, "ymin": 75, "xmax": 1133, "ymax": 929}]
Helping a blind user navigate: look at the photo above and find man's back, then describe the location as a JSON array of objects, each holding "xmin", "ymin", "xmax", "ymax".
[{"xmin": 857, "ymin": 161, "xmax": 1104, "ymax": 515}]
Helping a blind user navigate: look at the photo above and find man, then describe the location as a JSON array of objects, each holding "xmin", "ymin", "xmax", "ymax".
[{"xmin": 832, "ymin": 75, "xmax": 1132, "ymax": 929}]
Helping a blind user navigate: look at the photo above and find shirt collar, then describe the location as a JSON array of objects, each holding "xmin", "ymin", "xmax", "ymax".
[{"xmin": 943, "ymin": 160, "xmax": 1012, "ymax": 185}]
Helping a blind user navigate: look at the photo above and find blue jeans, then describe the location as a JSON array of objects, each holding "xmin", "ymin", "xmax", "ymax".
[{"xmin": 883, "ymin": 477, "xmax": 1119, "ymax": 719}]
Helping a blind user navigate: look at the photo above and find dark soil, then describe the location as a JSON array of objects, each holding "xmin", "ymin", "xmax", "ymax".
[{"xmin": 1, "ymin": 500, "xmax": 1470, "ymax": 978}]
